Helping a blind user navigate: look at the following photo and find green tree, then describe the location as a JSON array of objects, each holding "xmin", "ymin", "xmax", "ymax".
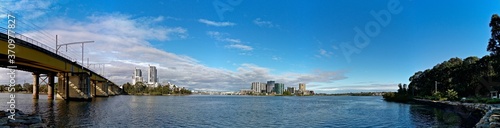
[
  {"xmin": 446, "ymin": 89, "xmax": 458, "ymax": 101},
  {"xmin": 488, "ymin": 14, "xmax": 500, "ymax": 55},
  {"xmin": 14, "ymin": 84, "xmax": 23, "ymax": 92},
  {"xmin": 283, "ymin": 90, "xmax": 292, "ymax": 96},
  {"xmin": 23, "ymin": 83, "xmax": 32, "ymax": 93}
]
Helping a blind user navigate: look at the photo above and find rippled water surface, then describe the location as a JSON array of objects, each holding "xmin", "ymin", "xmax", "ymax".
[{"xmin": 0, "ymin": 94, "xmax": 466, "ymax": 127}]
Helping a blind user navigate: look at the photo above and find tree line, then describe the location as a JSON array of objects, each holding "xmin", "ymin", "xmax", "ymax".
[
  {"xmin": 122, "ymin": 82, "xmax": 192, "ymax": 95},
  {"xmin": 384, "ymin": 14, "xmax": 500, "ymax": 102},
  {"xmin": 408, "ymin": 14, "xmax": 500, "ymax": 98}
]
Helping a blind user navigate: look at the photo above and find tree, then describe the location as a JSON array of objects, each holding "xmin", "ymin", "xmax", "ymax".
[
  {"xmin": 23, "ymin": 83, "xmax": 32, "ymax": 93},
  {"xmin": 283, "ymin": 90, "xmax": 292, "ymax": 96},
  {"xmin": 488, "ymin": 14, "xmax": 500, "ymax": 55},
  {"xmin": 446, "ymin": 89, "xmax": 458, "ymax": 101}
]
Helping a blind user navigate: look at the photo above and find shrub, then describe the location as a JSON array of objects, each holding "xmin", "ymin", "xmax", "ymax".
[
  {"xmin": 486, "ymin": 98, "xmax": 500, "ymax": 104},
  {"xmin": 446, "ymin": 89, "xmax": 459, "ymax": 101},
  {"xmin": 383, "ymin": 92, "xmax": 412, "ymax": 102}
]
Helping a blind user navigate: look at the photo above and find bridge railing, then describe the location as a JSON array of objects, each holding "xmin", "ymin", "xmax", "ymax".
[
  {"xmin": 0, "ymin": 26, "xmax": 117, "ymax": 86},
  {"xmin": 0, "ymin": 27, "xmax": 75, "ymax": 61}
]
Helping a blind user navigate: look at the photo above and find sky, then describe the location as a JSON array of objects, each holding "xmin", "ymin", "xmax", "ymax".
[{"xmin": 0, "ymin": 0, "xmax": 499, "ymax": 93}]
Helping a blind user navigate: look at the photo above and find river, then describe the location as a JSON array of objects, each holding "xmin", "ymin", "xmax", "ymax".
[{"xmin": 0, "ymin": 93, "xmax": 469, "ymax": 127}]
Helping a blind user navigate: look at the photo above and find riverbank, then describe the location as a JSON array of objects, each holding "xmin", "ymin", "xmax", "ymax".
[
  {"xmin": 123, "ymin": 93, "xmax": 191, "ymax": 96},
  {"xmin": 413, "ymin": 99, "xmax": 500, "ymax": 127}
]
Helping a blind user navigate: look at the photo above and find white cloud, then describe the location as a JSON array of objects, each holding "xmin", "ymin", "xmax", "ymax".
[
  {"xmin": 272, "ymin": 56, "xmax": 281, "ymax": 61},
  {"xmin": 226, "ymin": 44, "xmax": 253, "ymax": 51},
  {"xmin": 314, "ymin": 84, "xmax": 398, "ymax": 93},
  {"xmin": 318, "ymin": 49, "xmax": 333, "ymax": 58},
  {"xmin": 223, "ymin": 38, "xmax": 241, "ymax": 43},
  {"xmin": 198, "ymin": 19, "xmax": 235, "ymax": 27},
  {"xmin": 253, "ymin": 18, "xmax": 278, "ymax": 28},
  {"xmin": 153, "ymin": 16, "xmax": 164, "ymax": 22},
  {"xmin": 0, "ymin": 12, "xmax": 347, "ymax": 92},
  {"xmin": 206, "ymin": 31, "xmax": 252, "ymax": 51},
  {"xmin": 0, "ymin": 0, "xmax": 54, "ymax": 19}
]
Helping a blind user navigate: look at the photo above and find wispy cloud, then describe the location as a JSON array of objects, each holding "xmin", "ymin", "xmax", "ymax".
[
  {"xmin": 206, "ymin": 31, "xmax": 253, "ymax": 51},
  {"xmin": 314, "ymin": 84, "xmax": 398, "ymax": 93},
  {"xmin": 198, "ymin": 19, "xmax": 235, "ymax": 27},
  {"xmin": 0, "ymin": 2, "xmax": 348, "ymax": 91},
  {"xmin": 253, "ymin": 18, "xmax": 279, "ymax": 28},
  {"xmin": 0, "ymin": 0, "xmax": 54, "ymax": 19},
  {"xmin": 272, "ymin": 56, "xmax": 281, "ymax": 61},
  {"xmin": 317, "ymin": 49, "xmax": 333, "ymax": 58},
  {"xmin": 226, "ymin": 44, "xmax": 253, "ymax": 51}
]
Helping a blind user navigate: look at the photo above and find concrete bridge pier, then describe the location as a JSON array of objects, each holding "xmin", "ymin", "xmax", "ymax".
[
  {"xmin": 47, "ymin": 73, "xmax": 55, "ymax": 100},
  {"xmin": 56, "ymin": 72, "xmax": 92, "ymax": 100},
  {"xmin": 93, "ymin": 80, "xmax": 108, "ymax": 97},
  {"xmin": 32, "ymin": 73, "xmax": 39, "ymax": 99},
  {"xmin": 107, "ymin": 82, "xmax": 116, "ymax": 96},
  {"xmin": 57, "ymin": 72, "xmax": 69, "ymax": 100}
]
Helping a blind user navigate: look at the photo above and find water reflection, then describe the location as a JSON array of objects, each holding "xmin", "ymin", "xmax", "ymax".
[
  {"xmin": 409, "ymin": 104, "xmax": 466, "ymax": 127},
  {"xmin": 0, "ymin": 94, "xmax": 470, "ymax": 127}
]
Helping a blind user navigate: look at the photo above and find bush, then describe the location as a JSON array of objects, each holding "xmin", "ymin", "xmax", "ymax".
[
  {"xmin": 486, "ymin": 99, "xmax": 500, "ymax": 104},
  {"xmin": 383, "ymin": 92, "xmax": 412, "ymax": 103},
  {"xmin": 446, "ymin": 89, "xmax": 459, "ymax": 101}
]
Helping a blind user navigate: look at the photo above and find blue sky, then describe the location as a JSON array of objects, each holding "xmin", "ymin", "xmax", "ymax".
[{"xmin": 0, "ymin": 0, "xmax": 499, "ymax": 93}]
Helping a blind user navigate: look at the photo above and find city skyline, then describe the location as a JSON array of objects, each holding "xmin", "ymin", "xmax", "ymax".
[
  {"xmin": 132, "ymin": 65, "xmax": 160, "ymax": 87},
  {"xmin": 0, "ymin": 0, "xmax": 499, "ymax": 93}
]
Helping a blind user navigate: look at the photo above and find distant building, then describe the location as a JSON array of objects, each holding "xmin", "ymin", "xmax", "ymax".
[
  {"xmin": 260, "ymin": 83, "xmax": 266, "ymax": 93},
  {"xmin": 287, "ymin": 87, "xmax": 296, "ymax": 94},
  {"xmin": 148, "ymin": 65, "xmax": 159, "ymax": 87},
  {"xmin": 274, "ymin": 83, "xmax": 284, "ymax": 95},
  {"xmin": 299, "ymin": 83, "xmax": 306, "ymax": 92},
  {"xmin": 240, "ymin": 89, "xmax": 253, "ymax": 95},
  {"xmin": 132, "ymin": 68, "xmax": 143, "ymax": 85},
  {"xmin": 251, "ymin": 82, "xmax": 262, "ymax": 93},
  {"xmin": 266, "ymin": 81, "xmax": 275, "ymax": 93}
]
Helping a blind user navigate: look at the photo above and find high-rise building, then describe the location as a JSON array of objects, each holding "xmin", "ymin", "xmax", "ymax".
[
  {"xmin": 299, "ymin": 83, "xmax": 306, "ymax": 92},
  {"xmin": 148, "ymin": 65, "xmax": 158, "ymax": 87},
  {"xmin": 260, "ymin": 83, "xmax": 266, "ymax": 93},
  {"xmin": 274, "ymin": 83, "xmax": 284, "ymax": 95},
  {"xmin": 287, "ymin": 87, "xmax": 296, "ymax": 94},
  {"xmin": 266, "ymin": 81, "xmax": 275, "ymax": 93},
  {"xmin": 132, "ymin": 68, "xmax": 143, "ymax": 85},
  {"xmin": 251, "ymin": 82, "xmax": 262, "ymax": 93}
]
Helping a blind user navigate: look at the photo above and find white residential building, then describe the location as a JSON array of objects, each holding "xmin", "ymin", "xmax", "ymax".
[
  {"xmin": 148, "ymin": 65, "xmax": 159, "ymax": 87},
  {"xmin": 132, "ymin": 68, "xmax": 143, "ymax": 85},
  {"xmin": 251, "ymin": 82, "xmax": 262, "ymax": 93}
]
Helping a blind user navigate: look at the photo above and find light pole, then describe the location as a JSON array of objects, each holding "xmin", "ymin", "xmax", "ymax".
[
  {"xmin": 55, "ymin": 35, "xmax": 94, "ymax": 71},
  {"xmin": 88, "ymin": 63, "xmax": 109, "ymax": 76},
  {"xmin": 434, "ymin": 81, "xmax": 439, "ymax": 94}
]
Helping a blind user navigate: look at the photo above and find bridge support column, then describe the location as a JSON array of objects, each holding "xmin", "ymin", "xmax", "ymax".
[
  {"xmin": 95, "ymin": 81, "xmax": 108, "ymax": 97},
  {"xmin": 56, "ymin": 72, "xmax": 69, "ymax": 100},
  {"xmin": 90, "ymin": 80, "xmax": 96, "ymax": 97},
  {"xmin": 107, "ymin": 82, "xmax": 115, "ymax": 96},
  {"xmin": 47, "ymin": 73, "xmax": 55, "ymax": 100},
  {"xmin": 32, "ymin": 73, "xmax": 39, "ymax": 99},
  {"xmin": 68, "ymin": 72, "xmax": 91, "ymax": 100},
  {"xmin": 56, "ymin": 72, "xmax": 92, "ymax": 100}
]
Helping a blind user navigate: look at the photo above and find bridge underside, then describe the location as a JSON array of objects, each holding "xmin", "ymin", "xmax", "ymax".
[{"xmin": 0, "ymin": 32, "xmax": 120, "ymax": 101}]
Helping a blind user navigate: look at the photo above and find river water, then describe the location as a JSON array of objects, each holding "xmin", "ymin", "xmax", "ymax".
[{"xmin": 0, "ymin": 93, "xmax": 469, "ymax": 127}]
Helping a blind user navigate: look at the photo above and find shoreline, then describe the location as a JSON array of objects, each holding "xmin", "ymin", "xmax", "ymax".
[{"xmin": 413, "ymin": 99, "xmax": 499, "ymax": 127}]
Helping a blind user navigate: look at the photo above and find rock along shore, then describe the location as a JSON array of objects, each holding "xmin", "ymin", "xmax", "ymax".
[
  {"xmin": 0, "ymin": 109, "xmax": 46, "ymax": 128},
  {"xmin": 413, "ymin": 99, "xmax": 500, "ymax": 128}
]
